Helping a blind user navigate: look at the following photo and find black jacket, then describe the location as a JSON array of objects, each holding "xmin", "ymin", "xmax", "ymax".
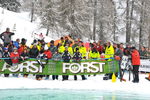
[
  {"xmin": 62, "ymin": 51, "xmax": 71, "ymax": 62},
  {"xmin": 29, "ymin": 48, "xmax": 39, "ymax": 58}
]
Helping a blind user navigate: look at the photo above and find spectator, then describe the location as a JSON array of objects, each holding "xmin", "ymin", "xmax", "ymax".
[
  {"xmin": 96, "ymin": 40, "xmax": 104, "ymax": 54},
  {"xmin": 105, "ymin": 41, "xmax": 114, "ymax": 61},
  {"xmin": 10, "ymin": 47, "xmax": 20, "ymax": 77},
  {"xmin": 73, "ymin": 48, "xmax": 86, "ymax": 80},
  {"xmin": 29, "ymin": 45, "xmax": 39, "ymax": 58},
  {"xmin": 114, "ymin": 44, "xmax": 123, "ymax": 80},
  {"xmin": 65, "ymin": 43, "xmax": 73, "ymax": 56},
  {"xmin": 0, "ymin": 28, "xmax": 15, "ymax": 47},
  {"xmin": 13, "ymin": 38, "xmax": 20, "ymax": 49},
  {"xmin": 89, "ymin": 47, "xmax": 100, "ymax": 59},
  {"xmin": 8, "ymin": 41, "xmax": 14, "ymax": 53},
  {"xmin": 20, "ymin": 49, "xmax": 29, "ymax": 61},
  {"xmin": 124, "ymin": 44, "xmax": 132, "ymax": 56},
  {"xmin": 39, "ymin": 33, "xmax": 45, "ymax": 40},
  {"xmin": 62, "ymin": 46, "xmax": 71, "ymax": 81},
  {"xmin": 0, "ymin": 43, "xmax": 3, "ymax": 58},
  {"xmin": 139, "ymin": 46, "xmax": 147, "ymax": 59},
  {"xmin": 52, "ymin": 50, "xmax": 62, "ymax": 80},
  {"xmin": 58, "ymin": 43, "xmax": 65, "ymax": 54},
  {"xmin": 120, "ymin": 43, "xmax": 124, "ymax": 52},
  {"xmin": 72, "ymin": 40, "xmax": 79, "ymax": 52},
  {"xmin": 44, "ymin": 45, "xmax": 53, "ymax": 80},
  {"xmin": 78, "ymin": 41, "xmax": 87, "ymax": 59},
  {"xmin": 20, "ymin": 49, "xmax": 29, "ymax": 77},
  {"xmin": 49, "ymin": 40, "xmax": 57, "ymax": 54},
  {"xmin": 131, "ymin": 47, "xmax": 140, "ymax": 83},
  {"xmin": 2, "ymin": 47, "xmax": 11, "ymax": 77}
]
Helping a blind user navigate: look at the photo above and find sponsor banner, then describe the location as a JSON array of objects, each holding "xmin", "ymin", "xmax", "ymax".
[
  {"xmin": 121, "ymin": 56, "xmax": 150, "ymax": 72},
  {"xmin": 139, "ymin": 59, "xmax": 150, "ymax": 72},
  {"xmin": 0, "ymin": 59, "xmax": 119, "ymax": 75}
]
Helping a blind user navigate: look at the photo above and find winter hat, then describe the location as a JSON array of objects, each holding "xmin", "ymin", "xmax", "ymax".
[
  {"xmin": 13, "ymin": 47, "xmax": 18, "ymax": 50},
  {"xmin": 4, "ymin": 47, "xmax": 8, "ymax": 50}
]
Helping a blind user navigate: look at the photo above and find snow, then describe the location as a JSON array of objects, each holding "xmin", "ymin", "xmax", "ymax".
[
  {"xmin": 0, "ymin": 73, "xmax": 150, "ymax": 95},
  {"xmin": 0, "ymin": 7, "xmax": 57, "ymax": 46}
]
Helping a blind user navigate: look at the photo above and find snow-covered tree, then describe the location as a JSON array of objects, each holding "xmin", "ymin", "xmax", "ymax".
[{"xmin": 0, "ymin": 0, "xmax": 21, "ymax": 12}]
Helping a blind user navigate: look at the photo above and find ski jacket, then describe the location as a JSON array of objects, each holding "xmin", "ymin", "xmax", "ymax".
[
  {"xmin": 29, "ymin": 47, "xmax": 39, "ymax": 58},
  {"xmin": 13, "ymin": 41, "xmax": 19, "ymax": 48},
  {"xmin": 10, "ymin": 52, "xmax": 20, "ymax": 63},
  {"xmin": 49, "ymin": 45, "xmax": 57, "ymax": 54},
  {"xmin": 62, "ymin": 51, "xmax": 71, "ymax": 62},
  {"xmin": 89, "ymin": 51, "xmax": 100, "ymax": 59},
  {"xmin": 72, "ymin": 52, "xmax": 82, "ymax": 61},
  {"xmin": 105, "ymin": 45, "xmax": 114, "ymax": 60},
  {"xmin": 20, "ymin": 52, "xmax": 29, "ymax": 59},
  {"xmin": 30, "ymin": 44, "xmax": 41, "ymax": 51},
  {"xmin": 52, "ymin": 53, "xmax": 62, "ymax": 61},
  {"xmin": 18, "ymin": 45, "xmax": 27, "ymax": 55},
  {"xmin": 131, "ymin": 50, "xmax": 140, "ymax": 65},
  {"xmin": 96, "ymin": 45, "xmax": 104, "ymax": 54},
  {"xmin": 44, "ymin": 50, "xmax": 52, "ymax": 59},
  {"xmin": 114, "ymin": 48, "xmax": 123, "ymax": 58},
  {"xmin": 68, "ymin": 47, "xmax": 73, "ymax": 55},
  {"xmin": 79, "ymin": 46, "xmax": 87, "ymax": 58},
  {"xmin": 58, "ymin": 46, "xmax": 65, "ymax": 54}
]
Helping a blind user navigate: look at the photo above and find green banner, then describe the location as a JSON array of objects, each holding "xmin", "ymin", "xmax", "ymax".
[{"xmin": 0, "ymin": 59, "xmax": 119, "ymax": 75}]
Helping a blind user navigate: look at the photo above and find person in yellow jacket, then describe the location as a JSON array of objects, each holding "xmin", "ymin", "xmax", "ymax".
[
  {"xmin": 105, "ymin": 41, "xmax": 114, "ymax": 61},
  {"xmin": 65, "ymin": 43, "xmax": 73, "ymax": 56},
  {"xmin": 58, "ymin": 43, "xmax": 65, "ymax": 54},
  {"xmin": 89, "ymin": 47, "xmax": 100, "ymax": 59},
  {"xmin": 59, "ymin": 37, "xmax": 65, "ymax": 46},
  {"xmin": 30, "ymin": 44, "xmax": 41, "ymax": 51},
  {"xmin": 78, "ymin": 41, "xmax": 87, "ymax": 59}
]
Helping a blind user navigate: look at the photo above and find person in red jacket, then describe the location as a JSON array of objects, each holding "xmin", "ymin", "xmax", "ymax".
[
  {"xmin": 44, "ymin": 49, "xmax": 52, "ymax": 59},
  {"xmin": 131, "ymin": 47, "xmax": 140, "ymax": 83},
  {"xmin": 10, "ymin": 47, "xmax": 20, "ymax": 77},
  {"xmin": 43, "ymin": 46, "xmax": 52, "ymax": 80},
  {"xmin": 10, "ymin": 48, "xmax": 20, "ymax": 64}
]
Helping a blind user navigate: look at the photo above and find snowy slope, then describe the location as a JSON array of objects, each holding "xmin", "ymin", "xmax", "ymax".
[{"xmin": 0, "ymin": 7, "xmax": 55, "ymax": 45}]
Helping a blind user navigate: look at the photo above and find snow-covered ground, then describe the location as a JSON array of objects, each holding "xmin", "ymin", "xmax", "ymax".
[
  {"xmin": 0, "ymin": 7, "xmax": 60, "ymax": 46},
  {"xmin": 0, "ymin": 73, "xmax": 150, "ymax": 95}
]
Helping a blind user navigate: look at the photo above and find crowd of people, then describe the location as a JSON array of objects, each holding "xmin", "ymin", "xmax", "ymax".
[{"xmin": 0, "ymin": 28, "xmax": 149, "ymax": 83}]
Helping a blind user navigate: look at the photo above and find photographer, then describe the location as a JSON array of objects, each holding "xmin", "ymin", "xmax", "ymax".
[{"xmin": 130, "ymin": 47, "xmax": 140, "ymax": 83}]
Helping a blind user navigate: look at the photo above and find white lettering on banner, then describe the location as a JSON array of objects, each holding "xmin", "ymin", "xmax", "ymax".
[
  {"xmin": 63, "ymin": 62, "xmax": 105, "ymax": 74},
  {"xmin": 2, "ymin": 61, "xmax": 43, "ymax": 73}
]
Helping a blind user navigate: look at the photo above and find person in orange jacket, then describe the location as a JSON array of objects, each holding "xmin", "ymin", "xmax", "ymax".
[{"xmin": 131, "ymin": 47, "xmax": 141, "ymax": 83}]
